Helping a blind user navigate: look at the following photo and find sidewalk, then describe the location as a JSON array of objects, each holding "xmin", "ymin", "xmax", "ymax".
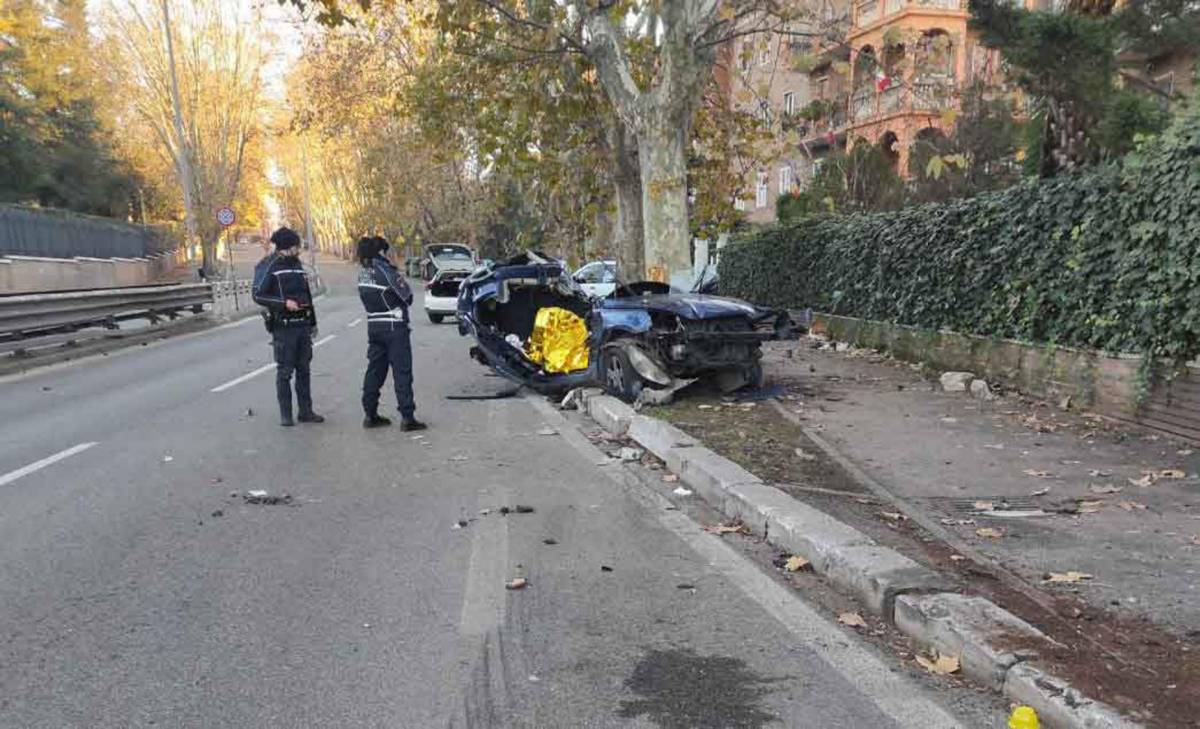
[{"xmin": 644, "ymin": 336, "xmax": 1200, "ymax": 726}]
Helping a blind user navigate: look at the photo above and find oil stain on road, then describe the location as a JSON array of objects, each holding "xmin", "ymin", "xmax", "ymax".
[{"xmin": 617, "ymin": 648, "xmax": 781, "ymax": 728}]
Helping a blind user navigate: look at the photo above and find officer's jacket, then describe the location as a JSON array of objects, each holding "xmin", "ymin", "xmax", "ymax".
[
  {"xmin": 358, "ymin": 256, "xmax": 414, "ymax": 325},
  {"xmin": 253, "ymin": 253, "xmax": 315, "ymax": 324}
]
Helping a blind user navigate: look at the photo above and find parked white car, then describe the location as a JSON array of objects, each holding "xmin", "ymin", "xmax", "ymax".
[
  {"xmin": 423, "ymin": 263, "xmax": 473, "ymax": 324},
  {"xmin": 572, "ymin": 260, "xmax": 618, "ymax": 299}
]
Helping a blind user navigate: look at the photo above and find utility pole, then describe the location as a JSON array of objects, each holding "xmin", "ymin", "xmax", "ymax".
[{"xmin": 160, "ymin": 0, "xmax": 198, "ymax": 269}]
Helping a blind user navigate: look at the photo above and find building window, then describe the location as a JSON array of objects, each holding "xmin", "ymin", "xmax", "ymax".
[
  {"xmin": 783, "ymin": 91, "xmax": 795, "ymax": 116},
  {"xmin": 756, "ymin": 172, "xmax": 770, "ymax": 209},
  {"xmin": 779, "ymin": 166, "xmax": 794, "ymax": 195}
]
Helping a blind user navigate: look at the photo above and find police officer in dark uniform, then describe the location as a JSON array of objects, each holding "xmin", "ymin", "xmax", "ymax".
[
  {"xmin": 252, "ymin": 227, "xmax": 325, "ymax": 427},
  {"xmin": 357, "ymin": 235, "xmax": 425, "ymax": 431}
]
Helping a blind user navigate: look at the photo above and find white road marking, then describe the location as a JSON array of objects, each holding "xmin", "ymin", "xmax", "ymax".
[
  {"xmin": 211, "ymin": 335, "xmax": 334, "ymax": 392},
  {"xmin": 0, "ymin": 442, "xmax": 98, "ymax": 487},
  {"xmin": 527, "ymin": 396, "xmax": 970, "ymax": 729},
  {"xmin": 347, "ymin": 318, "xmax": 363, "ymax": 328},
  {"xmin": 210, "ymin": 363, "xmax": 275, "ymax": 393}
]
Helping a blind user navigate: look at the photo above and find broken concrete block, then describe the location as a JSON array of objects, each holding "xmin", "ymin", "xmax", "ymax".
[
  {"xmin": 940, "ymin": 371, "xmax": 975, "ymax": 393},
  {"xmin": 821, "ymin": 545, "xmax": 953, "ymax": 617},
  {"xmin": 1004, "ymin": 663, "xmax": 1141, "ymax": 729},
  {"xmin": 676, "ymin": 448, "xmax": 762, "ymax": 506},
  {"xmin": 628, "ymin": 416, "xmax": 699, "ymax": 459},
  {"xmin": 894, "ymin": 593, "xmax": 1046, "ymax": 692},
  {"xmin": 588, "ymin": 395, "xmax": 635, "ymax": 435},
  {"xmin": 969, "ymin": 379, "xmax": 993, "ymax": 400}
]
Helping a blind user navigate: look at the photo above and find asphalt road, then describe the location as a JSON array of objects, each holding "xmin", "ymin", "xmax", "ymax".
[{"xmin": 0, "ymin": 257, "xmax": 1003, "ymax": 728}]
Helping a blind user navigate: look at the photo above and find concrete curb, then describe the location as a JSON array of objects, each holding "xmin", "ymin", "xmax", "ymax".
[{"xmin": 584, "ymin": 401, "xmax": 1143, "ymax": 729}]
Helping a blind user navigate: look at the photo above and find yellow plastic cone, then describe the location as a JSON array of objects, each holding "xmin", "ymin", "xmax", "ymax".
[{"xmin": 1008, "ymin": 706, "xmax": 1039, "ymax": 729}]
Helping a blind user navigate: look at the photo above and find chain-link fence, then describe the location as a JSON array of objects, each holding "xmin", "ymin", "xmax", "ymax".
[{"xmin": 0, "ymin": 204, "xmax": 170, "ymax": 259}]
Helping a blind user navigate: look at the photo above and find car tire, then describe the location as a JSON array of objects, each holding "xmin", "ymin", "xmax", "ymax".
[
  {"xmin": 601, "ymin": 346, "xmax": 644, "ymax": 403},
  {"xmin": 428, "ymin": 312, "xmax": 444, "ymax": 324}
]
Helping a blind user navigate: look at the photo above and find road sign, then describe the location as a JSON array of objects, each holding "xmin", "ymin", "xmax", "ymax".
[{"xmin": 216, "ymin": 206, "xmax": 236, "ymax": 228}]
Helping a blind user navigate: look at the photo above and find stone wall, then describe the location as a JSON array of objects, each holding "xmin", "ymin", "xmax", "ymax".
[
  {"xmin": 0, "ymin": 253, "xmax": 181, "ymax": 293},
  {"xmin": 809, "ymin": 312, "xmax": 1182, "ymax": 431}
]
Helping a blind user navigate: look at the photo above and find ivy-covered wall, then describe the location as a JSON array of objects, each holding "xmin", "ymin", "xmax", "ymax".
[{"xmin": 720, "ymin": 98, "xmax": 1200, "ymax": 362}]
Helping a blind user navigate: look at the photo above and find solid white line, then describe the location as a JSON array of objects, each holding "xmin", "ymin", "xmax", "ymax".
[
  {"xmin": 347, "ymin": 318, "xmax": 363, "ymax": 328},
  {"xmin": 210, "ymin": 335, "xmax": 335, "ymax": 393},
  {"xmin": 210, "ymin": 363, "xmax": 275, "ymax": 393},
  {"xmin": 0, "ymin": 442, "xmax": 98, "ymax": 487}
]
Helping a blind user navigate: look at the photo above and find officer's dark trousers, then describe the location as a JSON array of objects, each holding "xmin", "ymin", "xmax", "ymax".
[
  {"xmin": 362, "ymin": 322, "xmax": 415, "ymax": 418},
  {"xmin": 273, "ymin": 323, "xmax": 313, "ymax": 419}
]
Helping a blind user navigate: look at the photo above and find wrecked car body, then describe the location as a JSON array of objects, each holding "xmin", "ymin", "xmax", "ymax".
[{"xmin": 456, "ymin": 252, "xmax": 800, "ymax": 402}]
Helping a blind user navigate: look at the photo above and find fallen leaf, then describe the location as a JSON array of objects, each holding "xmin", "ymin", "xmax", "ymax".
[
  {"xmin": 1023, "ymin": 469, "xmax": 1052, "ymax": 478},
  {"xmin": 976, "ymin": 527, "xmax": 1004, "ymax": 539},
  {"xmin": 1157, "ymin": 469, "xmax": 1186, "ymax": 479},
  {"xmin": 838, "ymin": 612, "xmax": 867, "ymax": 628},
  {"xmin": 1089, "ymin": 484, "xmax": 1123, "ymax": 495},
  {"xmin": 1045, "ymin": 571, "xmax": 1094, "ymax": 583},
  {"xmin": 784, "ymin": 555, "xmax": 811, "ymax": 572},
  {"xmin": 794, "ymin": 447, "xmax": 817, "ymax": 461},
  {"xmin": 916, "ymin": 652, "xmax": 961, "ymax": 676},
  {"xmin": 505, "ymin": 578, "xmax": 528, "ymax": 590},
  {"xmin": 1129, "ymin": 473, "xmax": 1157, "ymax": 488},
  {"xmin": 972, "ymin": 500, "xmax": 995, "ymax": 511},
  {"xmin": 1118, "ymin": 500, "xmax": 1148, "ymax": 511},
  {"xmin": 703, "ymin": 522, "xmax": 749, "ymax": 535},
  {"xmin": 1077, "ymin": 500, "xmax": 1105, "ymax": 514}
]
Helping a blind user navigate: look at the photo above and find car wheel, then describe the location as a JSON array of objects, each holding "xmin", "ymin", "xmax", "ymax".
[
  {"xmin": 428, "ymin": 312, "xmax": 444, "ymax": 324},
  {"xmin": 602, "ymin": 346, "xmax": 644, "ymax": 403}
]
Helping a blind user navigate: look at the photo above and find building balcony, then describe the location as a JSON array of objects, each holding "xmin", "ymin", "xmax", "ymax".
[
  {"xmin": 848, "ymin": 78, "xmax": 958, "ymax": 125},
  {"xmin": 854, "ymin": 0, "xmax": 967, "ymax": 29}
]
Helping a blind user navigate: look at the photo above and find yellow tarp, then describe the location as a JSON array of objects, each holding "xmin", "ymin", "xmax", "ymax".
[{"xmin": 524, "ymin": 306, "xmax": 590, "ymax": 373}]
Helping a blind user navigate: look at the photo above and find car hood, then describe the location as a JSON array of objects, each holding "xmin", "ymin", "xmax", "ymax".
[{"xmin": 601, "ymin": 293, "xmax": 760, "ymax": 320}]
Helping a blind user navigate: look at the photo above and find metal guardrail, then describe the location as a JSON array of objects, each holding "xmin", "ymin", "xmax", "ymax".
[{"xmin": 0, "ymin": 283, "xmax": 213, "ymax": 339}]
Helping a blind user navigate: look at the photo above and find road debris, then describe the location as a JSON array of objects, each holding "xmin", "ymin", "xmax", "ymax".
[
  {"xmin": 1089, "ymin": 484, "xmax": 1123, "ymax": 495},
  {"xmin": 1029, "ymin": 487, "xmax": 1051, "ymax": 497},
  {"xmin": 662, "ymin": 473, "xmax": 680, "ymax": 483},
  {"xmin": 879, "ymin": 511, "xmax": 907, "ymax": 522},
  {"xmin": 676, "ymin": 583, "xmax": 696, "ymax": 590},
  {"xmin": 1089, "ymin": 469, "xmax": 1113, "ymax": 478},
  {"xmin": 542, "ymin": 538, "xmax": 558, "ymax": 545},
  {"xmin": 975, "ymin": 527, "xmax": 1004, "ymax": 539},
  {"xmin": 837, "ymin": 612, "xmax": 867, "ymax": 628},
  {"xmin": 1008, "ymin": 706, "xmax": 1039, "ymax": 729},
  {"xmin": 162, "ymin": 455, "xmax": 174, "ymax": 463},
  {"xmin": 941, "ymin": 518, "xmax": 977, "ymax": 526},
  {"xmin": 940, "ymin": 371, "xmax": 974, "ymax": 392},
  {"xmin": 451, "ymin": 519, "xmax": 470, "ymax": 530},
  {"xmin": 617, "ymin": 446, "xmax": 644, "ymax": 461},
  {"xmin": 210, "ymin": 510, "xmax": 223, "ymax": 518},
  {"xmin": 449, "ymin": 455, "xmax": 469, "ymax": 462},
  {"xmin": 672, "ymin": 486, "xmax": 694, "ymax": 496},
  {"xmin": 505, "ymin": 578, "xmax": 528, "ymax": 590},
  {"xmin": 499, "ymin": 505, "xmax": 535, "ymax": 515},
  {"xmin": 1045, "ymin": 571, "xmax": 1094, "ymax": 584},
  {"xmin": 916, "ymin": 651, "xmax": 961, "ymax": 676},
  {"xmin": 536, "ymin": 427, "xmax": 558, "ymax": 436},
  {"xmin": 1117, "ymin": 500, "xmax": 1148, "ymax": 511},
  {"xmin": 793, "ymin": 447, "xmax": 817, "ymax": 461},
  {"xmin": 600, "ymin": 565, "xmax": 613, "ymax": 572},
  {"xmin": 1076, "ymin": 500, "xmax": 1105, "ymax": 514},
  {"xmin": 243, "ymin": 490, "xmax": 293, "ymax": 506},
  {"xmin": 1023, "ymin": 469, "xmax": 1052, "ymax": 478}
]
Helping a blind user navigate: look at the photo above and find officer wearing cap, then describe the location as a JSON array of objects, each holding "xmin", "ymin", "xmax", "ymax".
[
  {"xmin": 357, "ymin": 235, "xmax": 425, "ymax": 431},
  {"xmin": 252, "ymin": 227, "xmax": 325, "ymax": 427}
]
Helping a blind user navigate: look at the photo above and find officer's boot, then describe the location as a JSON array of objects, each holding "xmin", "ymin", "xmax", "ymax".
[{"xmin": 363, "ymin": 412, "xmax": 392, "ymax": 428}]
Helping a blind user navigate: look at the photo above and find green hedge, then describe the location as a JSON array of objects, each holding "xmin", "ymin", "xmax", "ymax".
[{"xmin": 720, "ymin": 99, "xmax": 1200, "ymax": 362}]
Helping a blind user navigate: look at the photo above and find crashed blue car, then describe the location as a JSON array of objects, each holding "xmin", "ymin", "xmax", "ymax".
[{"xmin": 456, "ymin": 252, "xmax": 800, "ymax": 401}]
